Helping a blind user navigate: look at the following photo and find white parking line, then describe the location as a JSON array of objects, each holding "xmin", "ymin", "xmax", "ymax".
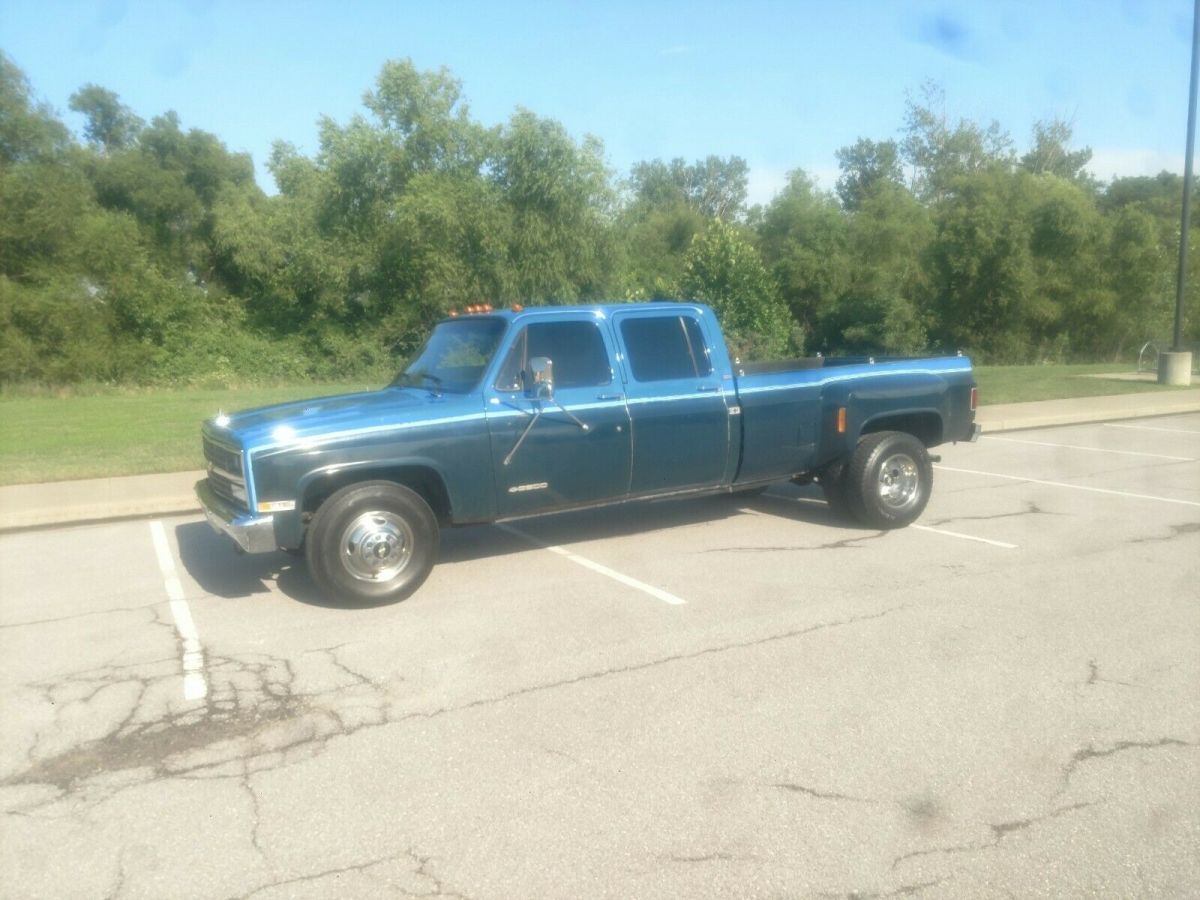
[
  {"xmin": 498, "ymin": 524, "xmax": 686, "ymax": 606},
  {"xmin": 911, "ymin": 524, "xmax": 1018, "ymax": 549},
  {"xmin": 1103, "ymin": 422, "xmax": 1200, "ymax": 435},
  {"xmin": 758, "ymin": 494, "xmax": 1016, "ymax": 548},
  {"xmin": 934, "ymin": 465, "xmax": 1200, "ymax": 508},
  {"xmin": 985, "ymin": 435, "xmax": 1195, "ymax": 462},
  {"xmin": 149, "ymin": 520, "xmax": 208, "ymax": 700}
]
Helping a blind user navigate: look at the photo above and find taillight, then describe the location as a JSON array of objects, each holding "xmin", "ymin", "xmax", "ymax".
[{"xmin": 970, "ymin": 387, "xmax": 978, "ymax": 411}]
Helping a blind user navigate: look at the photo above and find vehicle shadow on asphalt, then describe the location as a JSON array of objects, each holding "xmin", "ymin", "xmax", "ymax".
[
  {"xmin": 173, "ymin": 483, "xmax": 859, "ymax": 608},
  {"xmin": 173, "ymin": 520, "xmax": 331, "ymax": 605}
]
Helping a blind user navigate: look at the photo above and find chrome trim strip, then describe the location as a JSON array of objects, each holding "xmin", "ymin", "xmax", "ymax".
[{"xmin": 244, "ymin": 363, "xmax": 973, "ymax": 454}]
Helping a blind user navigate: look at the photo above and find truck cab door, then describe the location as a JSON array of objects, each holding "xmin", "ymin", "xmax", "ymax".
[
  {"xmin": 612, "ymin": 309, "xmax": 735, "ymax": 494},
  {"xmin": 485, "ymin": 316, "xmax": 632, "ymax": 517}
]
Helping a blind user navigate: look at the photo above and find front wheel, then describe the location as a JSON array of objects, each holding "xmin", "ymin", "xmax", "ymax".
[
  {"xmin": 844, "ymin": 431, "xmax": 932, "ymax": 529},
  {"xmin": 306, "ymin": 481, "xmax": 439, "ymax": 605}
]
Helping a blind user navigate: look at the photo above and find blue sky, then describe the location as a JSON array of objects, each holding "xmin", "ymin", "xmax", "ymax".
[{"xmin": 2, "ymin": 0, "xmax": 1195, "ymax": 204}]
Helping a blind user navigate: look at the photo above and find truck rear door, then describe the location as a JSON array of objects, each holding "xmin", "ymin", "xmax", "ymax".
[{"xmin": 611, "ymin": 308, "xmax": 736, "ymax": 494}]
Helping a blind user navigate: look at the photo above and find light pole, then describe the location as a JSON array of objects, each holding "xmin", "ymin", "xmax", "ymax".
[{"xmin": 1163, "ymin": 0, "xmax": 1199, "ymax": 384}]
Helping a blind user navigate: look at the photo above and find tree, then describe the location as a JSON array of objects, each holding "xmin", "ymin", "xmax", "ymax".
[
  {"xmin": 491, "ymin": 109, "xmax": 616, "ymax": 303},
  {"xmin": 928, "ymin": 169, "xmax": 1038, "ymax": 359},
  {"xmin": 901, "ymin": 82, "xmax": 1014, "ymax": 202},
  {"xmin": 68, "ymin": 84, "xmax": 144, "ymax": 153},
  {"xmin": 628, "ymin": 155, "xmax": 749, "ymax": 221},
  {"xmin": 823, "ymin": 180, "xmax": 934, "ymax": 354},
  {"xmin": 362, "ymin": 59, "xmax": 489, "ymax": 176},
  {"xmin": 617, "ymin": 204, "xmax": 708, "ymax": 300},
  {"xmin": 1020, "ymin": 119, "xmax": 1094, "ymax": 185},
  {"xmin": 680, "ymin": 220, "xmax": 790, "ymax": 358},
  {"xmin": 0, "ymin": 50, "xmax": 70, "ymax": 165},
  {"xmin": 757, "ymin": 170, "xmax": 850, "ymax": 342},
  {"xmin": 1105, "ymin": 206, "xmax": 1172, "ymax": 355},
  {"xmin": 835, "ymin": 138, "xmax": 903, "ymax": 211},
  {"xmin": 314, "ymin": 59, "xmax": 493, "ymax": 237},
  {"xmin": 1027, "ymin": 174, "xmax": 1106, "ymax": 356}
]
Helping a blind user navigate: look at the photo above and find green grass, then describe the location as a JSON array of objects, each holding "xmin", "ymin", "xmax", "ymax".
[
  {"xmin": 1, "ymin": 364, "xmax": 1193, "ymax": 486},
  {"xmin": 974, "ymin": 363, "xmax": 1193, "ymax": 405},
  {"xmin": 0, "ymin": 382, "xmax": 377, "ymax": 486}
]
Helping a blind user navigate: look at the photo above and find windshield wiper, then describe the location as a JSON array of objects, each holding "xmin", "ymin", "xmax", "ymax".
[{"xmin": 394, "ymin": 372, "xmax": 443, "ymax": 396}]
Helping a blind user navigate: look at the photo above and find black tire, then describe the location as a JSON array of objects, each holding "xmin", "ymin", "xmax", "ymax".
[
  {"xmin": 843, "ymin": 431, "xmax": 932, "ymax": 529},
  {"xmin": 306, "ymin": 481, "xmax": 439, "ymax": 605},
  {"xmin": 818, "ymin": 463, "xmax": 853, "ymax": 518}
]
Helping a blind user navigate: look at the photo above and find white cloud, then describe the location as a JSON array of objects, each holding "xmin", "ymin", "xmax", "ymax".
[{"xmin": 1087, "ymin": 148, "xmax": 1186, "ymax": 181}]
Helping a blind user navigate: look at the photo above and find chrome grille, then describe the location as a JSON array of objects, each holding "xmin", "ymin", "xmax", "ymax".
[
  {"xmin": 203, "ymin": 436, "xmax": 242, "ymax": 476},
  {"xmin": 203, "ymin": 435, "xmax": 247, "ymax": 510}
]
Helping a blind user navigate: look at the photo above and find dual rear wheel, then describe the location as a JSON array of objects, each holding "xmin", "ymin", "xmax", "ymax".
[{"xmin": 820, "ymin": 431, "xmax": 932, "ymax": 529}]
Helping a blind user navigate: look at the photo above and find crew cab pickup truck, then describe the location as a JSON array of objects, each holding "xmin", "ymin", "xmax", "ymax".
[{"xmin": 197, "ymin": 302, "xmax": 979, "ymax": 604}]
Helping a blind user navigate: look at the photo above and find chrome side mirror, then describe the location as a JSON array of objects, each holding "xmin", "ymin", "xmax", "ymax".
[{"xmin": 526, "ymin": 356, "xmax": 554, "ymax": 398}]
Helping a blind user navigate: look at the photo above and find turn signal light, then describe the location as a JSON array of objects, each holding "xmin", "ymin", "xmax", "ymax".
[
  {"xmin": 448, "ymin": 309, "xmax": 458, "ymax": 317},
  {"xmin": 837, "ymin": 406, "xmax": 847, "ymax": 434},
  {"xmin": 970, "ymin": 387, "xmax": 978, "ymax": 410},
  {"xmin": 511, "ymin": 303, "xmax": 524, "ymax": 312}
]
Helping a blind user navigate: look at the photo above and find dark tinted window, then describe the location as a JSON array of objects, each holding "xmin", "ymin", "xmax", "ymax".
[
  {"xmin": 620, "ymin": 315, "xmax": 713, "ymax": 381},
  {"xmin": 495, "ymin": 320, "xmax": 612, "ymax": 390}
]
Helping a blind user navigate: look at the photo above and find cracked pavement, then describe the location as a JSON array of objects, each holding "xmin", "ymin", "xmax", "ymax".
[{"xmin": 2, "ymin": 414, "xmax": 1199, "ymax": 898}]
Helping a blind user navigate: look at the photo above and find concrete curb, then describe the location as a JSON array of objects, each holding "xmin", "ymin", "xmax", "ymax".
[
  {"xmin": 0, "ymin": 470, "xmax": 204, "ymax": 533},
  {"xmin": 974, "ymin": 389, "xmax": 1200, "ymax": 433},
  {"xmin": 3, "ymin": 389, "xmax": 1199, "ymax": 532}
]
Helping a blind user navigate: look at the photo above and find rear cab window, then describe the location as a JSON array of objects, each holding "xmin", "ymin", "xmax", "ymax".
[{"xmin": 619, "ymin": 314, "xmax": 713, "ymax": 382}]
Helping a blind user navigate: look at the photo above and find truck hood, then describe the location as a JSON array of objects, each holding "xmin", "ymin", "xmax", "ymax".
[{"xmin": 209, "ymin": 387, "xmax": 462, "ymax": 450}]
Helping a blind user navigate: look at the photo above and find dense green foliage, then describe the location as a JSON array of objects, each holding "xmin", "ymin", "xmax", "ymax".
[{"xmin": 2, "ymin": 56, "xmax": 1196, "ymax": 384}]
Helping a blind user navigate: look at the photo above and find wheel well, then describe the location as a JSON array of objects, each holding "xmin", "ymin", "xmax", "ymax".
[
  {"xmin": 302, "ymin": 465, "xmax": 452, "ymax": 524},
  {"xmin": 860, "ymin": 412, "xmax": 943, "ymax": 448}
]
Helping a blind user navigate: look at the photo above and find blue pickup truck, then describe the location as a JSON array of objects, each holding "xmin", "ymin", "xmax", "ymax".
[{"xmin": 197, "ymin": 302, "xmax": 979, "ymax": 604}]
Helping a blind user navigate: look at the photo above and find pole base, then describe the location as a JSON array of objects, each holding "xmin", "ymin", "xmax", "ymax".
[{"xmin": 1157, "ymin": 351, "xmax": 1194, "ymax": 386}]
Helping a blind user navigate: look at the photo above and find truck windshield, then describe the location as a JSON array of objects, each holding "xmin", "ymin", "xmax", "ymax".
[{"xmin": 393, "ymin": 317, "xmax": 507, "ymax": 394}]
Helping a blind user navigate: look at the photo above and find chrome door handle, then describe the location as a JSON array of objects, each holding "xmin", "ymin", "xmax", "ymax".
[
  {"xmin": 697, "ymin": 384, "xmax": 720, "ymax": 392},
  {"xmin": 596, "ymin": 393, "xmax": 623, "ymax": 401}
]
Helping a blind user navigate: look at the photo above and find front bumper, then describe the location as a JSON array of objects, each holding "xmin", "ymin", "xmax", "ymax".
[{"xmin": 195, "ymin": 479, "xmax": 277, "ymax": 553}]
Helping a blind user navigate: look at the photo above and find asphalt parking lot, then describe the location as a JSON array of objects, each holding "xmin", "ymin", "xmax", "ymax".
[{"xmin": 2, "ymin": 414, "xmax": 1198, "ymax": 899}]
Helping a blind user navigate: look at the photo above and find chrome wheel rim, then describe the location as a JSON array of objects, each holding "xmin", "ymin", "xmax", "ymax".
[
  {"xmin": 877, "ymin": 453, "xmax": 921, "ymax": 512},
  {"xmin": 341, "ymin": 511, "xmax": 414, "ymax": 582}
]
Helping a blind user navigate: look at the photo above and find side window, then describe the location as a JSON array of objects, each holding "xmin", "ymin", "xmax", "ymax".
[
  {"xmin": 494, "ymin": 321, "xmax": 612, "ymax": 390},
  {"xmin": 620, "ymin": 315, "xmax": 713, "ymax": 382}
]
